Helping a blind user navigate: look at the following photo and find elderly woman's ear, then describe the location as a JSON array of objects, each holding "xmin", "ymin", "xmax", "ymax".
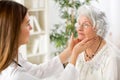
[{"xmin": 93, "ymin": 27, "xmax": 97, "ymax": 31}]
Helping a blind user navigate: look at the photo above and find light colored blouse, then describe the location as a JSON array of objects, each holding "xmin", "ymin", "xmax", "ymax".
[{"xmin": 76, "ymin": 44, "xmax": 120, "ymax": 80}]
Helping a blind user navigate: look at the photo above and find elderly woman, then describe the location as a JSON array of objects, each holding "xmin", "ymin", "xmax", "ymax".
[{"xmin": 68, "ymin": 4, "xmax": 119, "ymax": 80}]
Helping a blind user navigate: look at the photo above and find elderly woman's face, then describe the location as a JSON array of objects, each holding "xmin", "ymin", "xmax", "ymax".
[{"xmin": 76, "ymin": 16, "xmax": 96, "ymax": 41}]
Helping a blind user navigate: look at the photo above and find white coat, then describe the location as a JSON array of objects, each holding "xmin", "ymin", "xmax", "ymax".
[{"xmin": 0, "ymin": 53, "xmax": 78, "ymax": 80}]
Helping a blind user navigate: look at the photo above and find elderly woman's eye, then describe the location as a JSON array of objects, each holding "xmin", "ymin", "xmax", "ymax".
[{"xmin": 83, "ymin": 24, "xmax": 89, "ymax": 28}]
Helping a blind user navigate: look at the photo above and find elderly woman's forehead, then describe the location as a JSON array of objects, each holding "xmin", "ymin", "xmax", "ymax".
[{"xmin": 77, "ymin": 16, "xmax": 91, "ymax": 22}]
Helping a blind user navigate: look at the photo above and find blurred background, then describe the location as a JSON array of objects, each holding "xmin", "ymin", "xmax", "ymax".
[{"xmin": 10, "ymin": 0, "xmax": 120, "ymax": 65}]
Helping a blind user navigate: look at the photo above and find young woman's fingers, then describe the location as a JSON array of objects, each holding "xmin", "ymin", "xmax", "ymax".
[
  {"xmin": 74, "ymin": 38, "xmax": 80, "ymax": 45},
  {"xmin": 80, "ymin": 38, "xmax": 89, "ymax": 45}
]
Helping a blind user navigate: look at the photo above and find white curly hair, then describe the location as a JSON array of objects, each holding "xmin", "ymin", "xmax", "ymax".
[{"xmin": 77, "ymin": 4, "xmax": 109, "ymax": 38}]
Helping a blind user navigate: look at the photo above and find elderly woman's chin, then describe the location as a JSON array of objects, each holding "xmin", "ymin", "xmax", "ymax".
[{"xmin": 78, "ymin": 35, "xmax": 85, "ymax": 41}]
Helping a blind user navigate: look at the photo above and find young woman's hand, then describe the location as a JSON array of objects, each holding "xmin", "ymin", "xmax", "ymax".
[
  {"xmin": 67, "ymin": 33, "xmax": 80, "ymax": 52},
  {"xmin": 59, "ymin": 33, "xmax": 80, "ymax": 64},
  {"xmin": 73, "ymin": 38, "xmax": 94, "ymax": 55},
  {"xmin": 70, "ymin": 37, "xmax": 95, "ymax": 65}
]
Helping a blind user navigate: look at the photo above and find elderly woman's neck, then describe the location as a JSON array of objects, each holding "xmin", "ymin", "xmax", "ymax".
[{"xmin": 85, "ymin": 36, "xmax": 106, "ymax": 61}]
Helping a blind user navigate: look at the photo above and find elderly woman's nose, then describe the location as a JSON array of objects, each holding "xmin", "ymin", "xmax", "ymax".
[
  {"xmin": 77, "ymin": 26, "xmax": 84, "ymax": 31},
  {"xmin": 75, "ymin": 23, "xmax": 83, "ymax": 30}
]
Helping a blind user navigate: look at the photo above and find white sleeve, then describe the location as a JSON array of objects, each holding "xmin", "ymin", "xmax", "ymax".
[
  {"xmin": 12, "ymin": 63, "xmax": 79, "ymax": 80},
  {"xmin": 57, "ymin": 63, "xmax": 79, "ymax": 80},
  {"xmin": 19, "ymin": 53, "xmax": 64, "ymax": 78},
  {"xmin": 12, "ymin": 72, "xmax": 41, "ymax": 80}
]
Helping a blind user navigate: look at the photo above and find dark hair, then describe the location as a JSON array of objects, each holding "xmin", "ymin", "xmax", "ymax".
[{"xmin": 0, "ymin": 0, "xmax": 27, "ymax": 72}]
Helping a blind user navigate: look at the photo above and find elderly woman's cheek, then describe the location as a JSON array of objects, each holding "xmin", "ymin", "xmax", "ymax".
[{"xmin": 84, "ymin": 28, "xmax": 96, "ymax": 39}]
